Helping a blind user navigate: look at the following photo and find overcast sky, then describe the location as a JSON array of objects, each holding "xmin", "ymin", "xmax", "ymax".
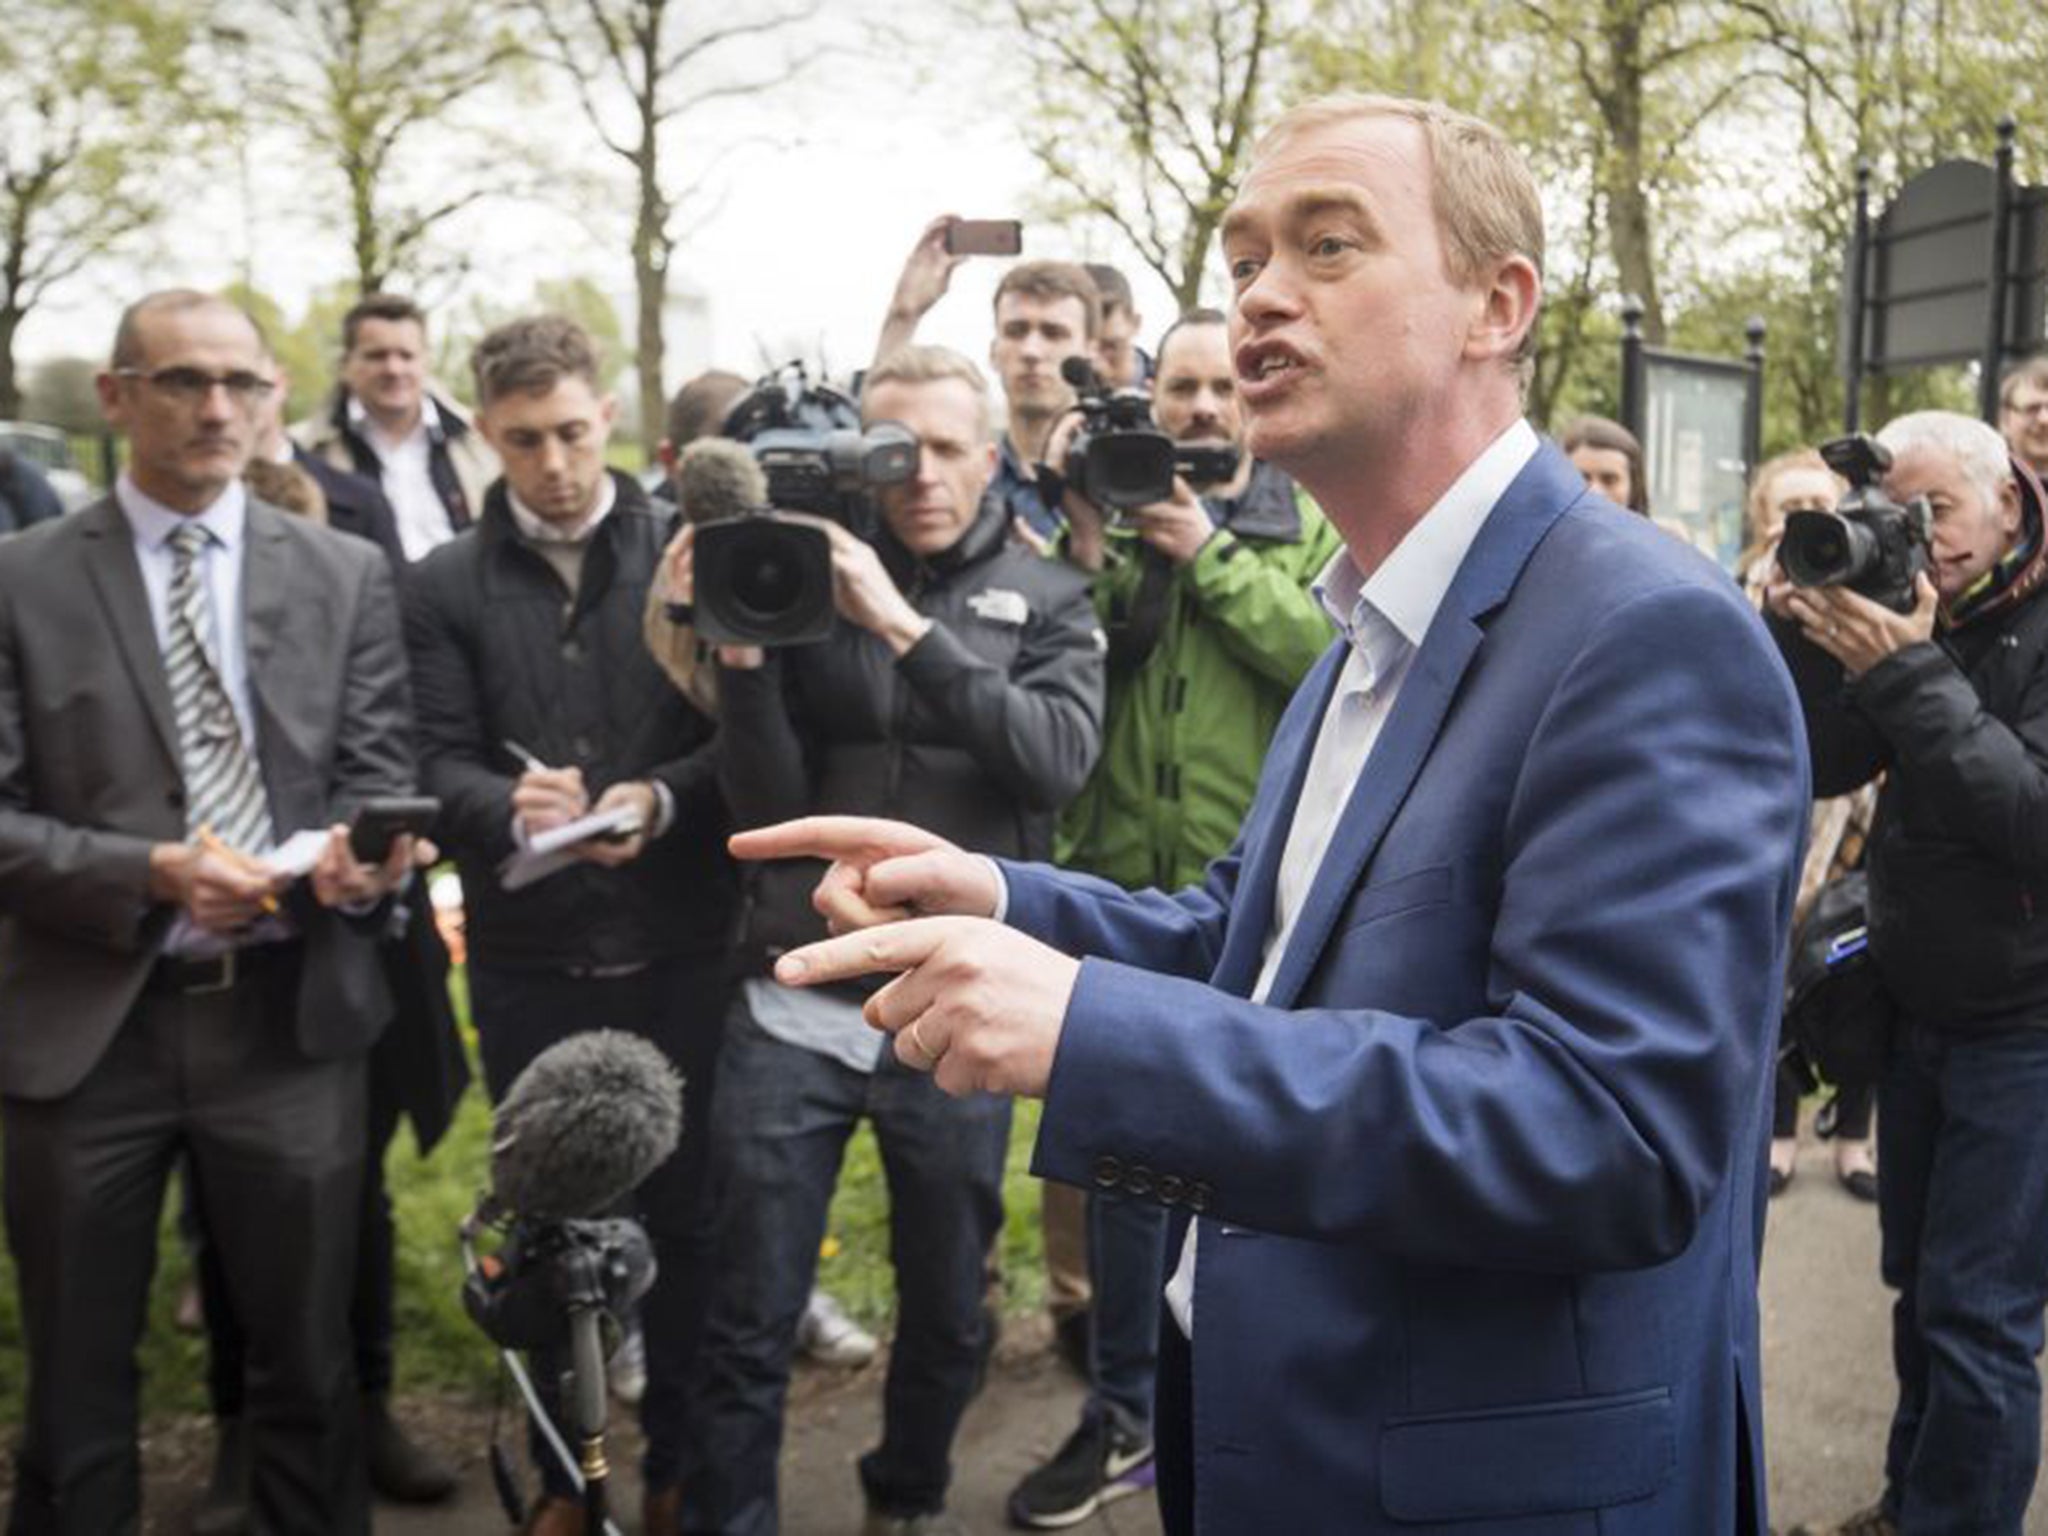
[{"xmin": 15, "ymin": 2, "xmax": 1190, "ymax": 403}]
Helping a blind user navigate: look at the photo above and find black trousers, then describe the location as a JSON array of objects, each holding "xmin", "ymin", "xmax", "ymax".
[
  {"xmin": 196, "ymin": 1061, "xmax": 403, "ymax": 1413},
  {"xmin": 2, "ymin": 955, "xmax": 369, "ymax": 1536}
]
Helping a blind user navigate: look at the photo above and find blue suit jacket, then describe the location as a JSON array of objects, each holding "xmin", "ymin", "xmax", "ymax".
[{"xmin": 1010, "ymin": 441, "xmax": 1808, "ymax": 1534}]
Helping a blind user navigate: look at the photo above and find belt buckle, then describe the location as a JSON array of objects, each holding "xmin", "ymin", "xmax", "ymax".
[{"xmin": 186, "ymin": 950, "xmax": 238, "ymax": 995}]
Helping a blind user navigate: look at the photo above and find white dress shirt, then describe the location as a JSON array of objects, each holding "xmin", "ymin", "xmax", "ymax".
[
  {"xmin": 1163, "ymin": 418, "xmax": 1539, "ymax": 1338},
  {"xmin": 351, "ymin": 394, "xmax": 456, "ymax": 561}
]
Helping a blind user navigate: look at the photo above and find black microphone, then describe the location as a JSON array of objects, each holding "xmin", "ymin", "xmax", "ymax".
[
  {"xmin": 675, "ymin": 436, "xmax": 768, "ymax": 526},
  {"xmin": 487, "ymin": 1030, "xmax": 684, "ymax": 1222},
  {"xmin": 1061, "ymin": 354, "xmax": 1104, "ymax": 393}
]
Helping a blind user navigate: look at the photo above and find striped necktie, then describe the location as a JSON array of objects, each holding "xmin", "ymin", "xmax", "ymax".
[{"xmin": 165, "ymin": 521, "xmax": 274, "ymax": 855}]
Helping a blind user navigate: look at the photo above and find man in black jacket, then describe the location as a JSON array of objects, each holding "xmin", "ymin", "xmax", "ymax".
[
  {"xmin": 1770, "ymin": 412, "xmax": 2048, "ymax": 1536},
  {"xmin": 671, "ymin": 344, "xmax": 1104, "ymax": 1536},
  {"xmin": 404, "ymin": 316, "xmax": 734, "ymax": 1536}
]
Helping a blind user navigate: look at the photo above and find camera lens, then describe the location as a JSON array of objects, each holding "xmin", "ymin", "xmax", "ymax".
[
  {"xmin": 1780, "ymin": 509, "xmax": 1876, "ymax": 589},
  {"xmin": 728, "ymin": 526, "xmax": 812, "ymax": 619}
]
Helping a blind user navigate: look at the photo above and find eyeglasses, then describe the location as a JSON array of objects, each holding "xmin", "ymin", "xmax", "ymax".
[
  {"xmin": 115, "ymin": 367, "xmax": 276, "ymax": 405},
  {"xmin": 2007, "ymin": 399, "xmax": 2048, "ymax": 420}
]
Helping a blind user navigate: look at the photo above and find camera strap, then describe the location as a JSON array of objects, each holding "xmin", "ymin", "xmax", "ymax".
[{"xmin": 1106, "ymin": 546, "xmax": 1176, "ymax": 677}]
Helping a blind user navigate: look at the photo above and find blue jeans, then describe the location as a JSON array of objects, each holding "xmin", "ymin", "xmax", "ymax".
[
  {"xmin": 1087, "ymin": 1189, "xmax": 1167, "ymax": 1435},
  {"xmin": 470, "ymin": 955, "xmax": 728, "ymax": 1497},
  {"xmin": 677, "ymin": 1002, "xmax": 1010, "ymax": 1533},
  {"xmin": 1877, "ymin": 1021, "xmax": 2048, "ymax": 1533}
]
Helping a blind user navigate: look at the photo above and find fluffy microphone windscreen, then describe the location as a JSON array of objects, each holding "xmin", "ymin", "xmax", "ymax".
[
  {"xmin": 676, "ymin": 436, "xmax": 768, "ymax": 525},
  {"xmin": 490, "ymin": 1030, "xmax": 684, "ymax": 1220}
]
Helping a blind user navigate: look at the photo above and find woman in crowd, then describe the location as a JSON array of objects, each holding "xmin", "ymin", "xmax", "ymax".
[{"xmin": 1742, "ymin": 448, "xmax": 1880, "ymax": 1201}]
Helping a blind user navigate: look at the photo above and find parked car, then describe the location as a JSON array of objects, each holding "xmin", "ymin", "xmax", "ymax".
[{"xmin": 0, "ymin": 422, "xmax": 95, "ymax": 511}]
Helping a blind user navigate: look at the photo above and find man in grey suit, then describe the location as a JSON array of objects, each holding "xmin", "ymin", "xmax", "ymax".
[{"xmin": 0, "ymin": 290, "xmax": 418, "ymax": 1535}]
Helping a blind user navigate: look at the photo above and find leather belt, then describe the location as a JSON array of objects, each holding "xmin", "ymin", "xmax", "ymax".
[{"xmin": 147, "ymin": 943, "xmax": 298, "ymax": 997}]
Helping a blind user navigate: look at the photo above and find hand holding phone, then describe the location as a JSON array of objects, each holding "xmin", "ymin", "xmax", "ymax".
[{"xmin": 347, "ymin": 796, "xmax": 442, "ymax": 865}]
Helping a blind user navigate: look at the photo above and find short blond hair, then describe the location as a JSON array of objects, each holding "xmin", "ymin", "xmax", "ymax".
[
  {"xmin": 1256, "ymin": 93, "xmax": 1545, "ymax": 360},
  {"xmin": 864, "ymin": 345, "xmax": 993, "ymax": 441}
]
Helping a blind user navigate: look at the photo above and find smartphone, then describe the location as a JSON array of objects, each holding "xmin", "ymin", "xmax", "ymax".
[
  {"xmin": 347, "ymin": 796, "xmax": 442, "ymax": 864},
  {"xmin": 945, "ymin": 219, "xmax": 1023, "ymax": 257}
]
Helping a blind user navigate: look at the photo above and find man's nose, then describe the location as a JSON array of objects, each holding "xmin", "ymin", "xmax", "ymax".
[{"xmin": 1237, "ymin": 258, "xmax": 1301, "ymax": 325}]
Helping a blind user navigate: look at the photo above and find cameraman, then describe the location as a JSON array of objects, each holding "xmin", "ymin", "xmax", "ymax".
[
  {"xmin": 672, "ymin": 345, "xmax": 1104, "ymax": 1535},
  {"xmin": 1005, "ymin": 308, "xmax": 1339, "ymax": 1528},
  {"xmin": 1767, "ymin": 412, "xmax": 2048, "ymax": 1536}
]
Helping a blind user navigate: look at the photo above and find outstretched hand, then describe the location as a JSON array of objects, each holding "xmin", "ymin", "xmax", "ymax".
[{"xmin": 729, "ymin": 815, "xmax": 1002, "ymax": 933}]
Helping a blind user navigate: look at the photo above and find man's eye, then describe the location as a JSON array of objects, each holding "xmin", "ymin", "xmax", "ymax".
[
  {"xmin": 1227, "ymin": 256, "xmax": 1262, "ymax": 284},
  {"xmin": 1309, "ymin": 235, "xmax": 1350, "ymax": 258}
]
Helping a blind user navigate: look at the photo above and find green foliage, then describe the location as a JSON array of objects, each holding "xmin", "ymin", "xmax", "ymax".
[
  {"xmin": 242, "ymin": 0, "xmax": 530, "ymax": 294},
  {"xmin": 0, "ymin": 0, "xmax": 209, "ymax": 414}
]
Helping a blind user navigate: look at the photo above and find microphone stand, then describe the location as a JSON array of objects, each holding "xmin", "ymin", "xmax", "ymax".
[{"xmin": 555, "ymin": 1238, "xmax": 614, "ymax": 1533}]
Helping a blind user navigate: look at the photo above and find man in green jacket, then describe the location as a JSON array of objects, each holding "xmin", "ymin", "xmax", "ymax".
[{"xmin": 1009, "ymin": 308, "xmax": 1339, "ymax": 1529}]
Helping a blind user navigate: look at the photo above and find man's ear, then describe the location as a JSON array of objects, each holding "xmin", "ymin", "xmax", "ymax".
[
  {"xmin": 95, "ymin": 371, "xmax": 126, "ymax": 431},
  {"xmin": 2000, "ymin": 474, "xmax": 2024, "ymax": 537},
  {"xmin": 1466, "ymin": 255, "xmax": 1542, "ymax": 366}
]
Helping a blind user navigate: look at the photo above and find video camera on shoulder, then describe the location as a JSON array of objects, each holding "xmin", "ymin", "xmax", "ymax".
[
  {"xmin": 1059, "ymin": 357, "xmax": 1239, "ymax": 517},
  {"xmin": 692, "ymin": 363, "xmax": 917, "ymax": 647},
  {"xmin": 1776, "ymin": 434, "xmax": 1932, "ymax": 613}
]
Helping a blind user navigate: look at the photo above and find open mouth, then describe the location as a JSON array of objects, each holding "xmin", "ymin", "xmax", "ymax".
[{"xmin": 1236, "ymin": 341, "xmax": 1306, "ymax": 388}]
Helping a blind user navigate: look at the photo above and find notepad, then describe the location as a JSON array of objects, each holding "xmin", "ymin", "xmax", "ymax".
[{"xmin": 497, "ymin": 804, "xmax": 644, "ymax": 891}]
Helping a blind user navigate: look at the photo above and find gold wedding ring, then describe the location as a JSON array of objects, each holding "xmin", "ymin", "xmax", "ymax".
[{"xmin": 907, "ymin": 1018, "xmax": 940, "ymax": 1067}]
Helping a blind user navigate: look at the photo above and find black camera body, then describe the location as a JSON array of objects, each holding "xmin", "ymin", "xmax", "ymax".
[
  {"xmin": 1777, "ymin": 434, "xmax": 1932, "ymax": 614},
  {"xmin": 1059, "ymin": 357, "xmax": 1241, "ymax": 515},
  {"xmin": 695, "ymin": 365, "xmax": 918, "ymax": 647}
]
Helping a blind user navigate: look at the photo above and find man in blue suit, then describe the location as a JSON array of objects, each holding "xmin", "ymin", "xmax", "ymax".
[{"xmin": 733, "ymin": 93, "xmax": 1809, "ymax": 1534}]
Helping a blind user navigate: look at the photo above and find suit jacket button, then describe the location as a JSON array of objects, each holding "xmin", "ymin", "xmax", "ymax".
[
  {"xmin": 1125, "ymin": 1164, "xmax": 1154, "ymax": 1197},
  {"xmin": 166, "ymin": 787, "xmax": 185, "ymax": 809},
  {"xmin": 1187, "ymin": 1181, "xmax": 1212, "ymax": 1214},
  {"xmin": 1157, "ymin": 1175, "xmax": 1184, "ymax": 1205},
  {"xmin": 1092, "ymin": 1155, "xmax": 1123, "ymax": 1189}
]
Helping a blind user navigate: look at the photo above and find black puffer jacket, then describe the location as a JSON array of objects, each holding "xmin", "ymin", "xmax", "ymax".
[
  {"xmin": 404, "ymin": 472, "xmax": 734, "ymax": 970},
  {"xmin": 1777, "ymin": 458, "xmax": 2048, "ymax": 1031},
  {"xmin": 719, "ymin": 498, "xmax": 1104, "ymax": 980}
]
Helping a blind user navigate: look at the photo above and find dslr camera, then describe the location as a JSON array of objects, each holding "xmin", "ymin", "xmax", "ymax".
[
  {"xmin": 694, "ymin": 364, "xmax": 917, "ymax": 647},
  {"xmin": 1059, "ymin": 357, "xmax": 1239, "ymax": 515},
  {"xmin": 1777, "ymin": 433, "xmax": 1932, "ymax": 613}
]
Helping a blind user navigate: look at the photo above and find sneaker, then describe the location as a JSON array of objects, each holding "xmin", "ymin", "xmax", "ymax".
[
  {"xmin": 1789, "ymin": 1502, "xmax": 1897, "ymax": 1536},
  {"xmin": 1007, "ymin": 1404, "xmax": 1154, "ymax": 1529},
  {"xmin": 610, "ymin": 1317, "xmax": 647, "ymax": 1406},
  {"xmin": 796, "ymin": 1288, "xmax": 877, "ymax": 1367}
]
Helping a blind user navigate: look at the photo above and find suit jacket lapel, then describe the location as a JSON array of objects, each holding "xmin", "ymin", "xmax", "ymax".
[
  {"xmin": 79, "ymin": 497, "xmax": 179, "ymax": 770},
  {"xmin": 241, "ymin": 502, "xmax": 291, "ymax": 713},
  {"xmin": 1261, "ymin": 442, "xmax": 1587, "ymax": 1009}
]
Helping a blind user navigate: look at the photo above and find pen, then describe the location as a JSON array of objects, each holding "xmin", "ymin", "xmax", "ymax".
[
  {"xmin": 502, "ymin": 738, "xmax": 551, "ymax": 774},
  {"xmin": 198, "ymin": 823, "xmax": 281, "ymax": 915}
]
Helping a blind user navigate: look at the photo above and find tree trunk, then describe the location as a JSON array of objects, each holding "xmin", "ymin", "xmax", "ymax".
[
  {"xmin": 0, "ymin": 307, "xmax": 21, "ymax": 421},
  {"xmin": 1600, "ymin": 6, "xmax": 1664, "ymax": 342},
  {"xmin": 633, "ymin": 192, "xmax": 667, "ymax": 453}
]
